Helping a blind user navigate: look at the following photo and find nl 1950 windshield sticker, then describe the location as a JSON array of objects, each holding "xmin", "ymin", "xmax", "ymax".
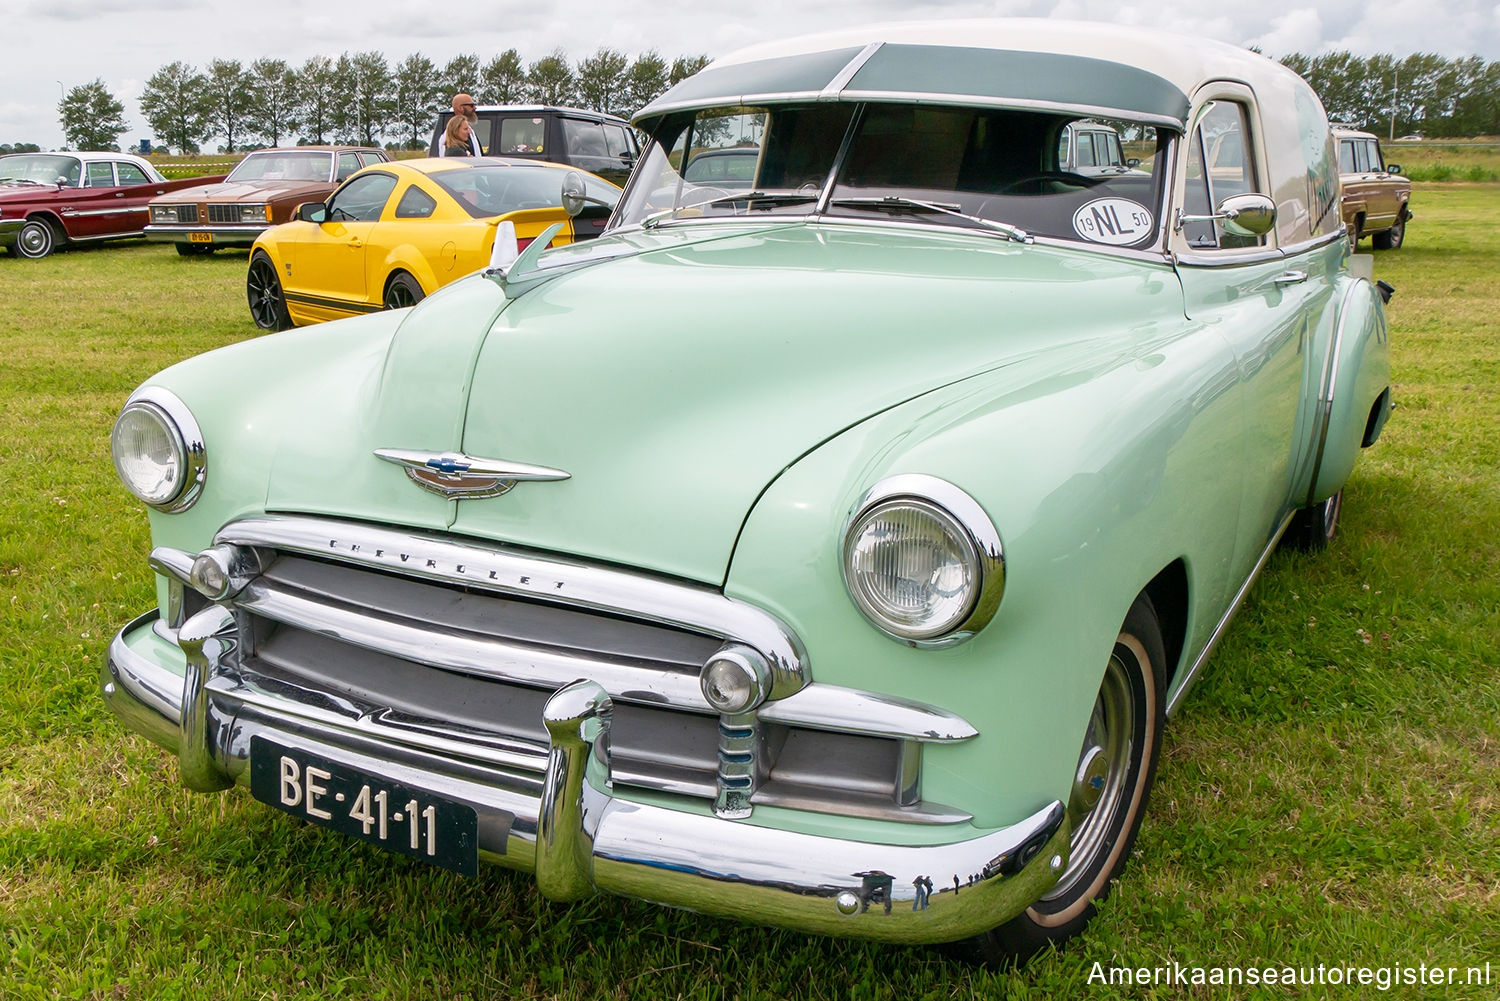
[{"xmin": 1072, "ymin": 198, "xmax": 1154, "ymax": 245}]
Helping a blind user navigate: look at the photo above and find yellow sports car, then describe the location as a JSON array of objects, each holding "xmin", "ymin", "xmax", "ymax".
[{"xmin": 246, "ymin": 157, "xmax": 619, "ymax": 330}]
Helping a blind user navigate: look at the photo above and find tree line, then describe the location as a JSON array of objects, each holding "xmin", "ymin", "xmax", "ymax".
[
  {"xmin": 1279, "ymin": 50, "xmax": 1500, "ymax": 137},
  {"xmin": 52, "ymin": 48, "xmax": 710, "ymax": 154},
  {"xmin": 43, "ymin": 46, "xmax": 1500, "ymax": 155}
]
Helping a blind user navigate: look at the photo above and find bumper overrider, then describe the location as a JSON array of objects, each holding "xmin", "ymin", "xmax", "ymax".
[{"xmin": 105, "ymin": 589, "xmax": 1068, "ymax": 944}]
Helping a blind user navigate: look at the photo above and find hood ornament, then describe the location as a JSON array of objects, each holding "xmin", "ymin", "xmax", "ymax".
[{"xmin": 374, "ymin": 448, "xmax": 569, "ymax": 499}]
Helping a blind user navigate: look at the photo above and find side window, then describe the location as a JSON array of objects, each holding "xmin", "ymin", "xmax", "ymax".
[
  {"xmin": 1104, "ymin": 132, "xmax": 1125, "ymax": 167},
  {"xmin": 327, "ymin": 172, "xmax": 398, "ymax": 222},
  {"xmin": 499, "ymin": 117, "xmax": 547, "ymax": 154},
  {"xmin": 1368, "ymin": 140, "xmax": 1385, "ymax": 172},
  {"xmin": 1184, "ymin": 100, "xmax": 1265, "ymax": 250},
  {"xmin": 336, "ymin": 153, "xmax": 361, "ymax": 181},
  {"xmin": 86, "ymin": 161, "xmax": 115, "ymax": 187},
  {"xmin": 1057, "ymin": 130, "xmax": 1071, "ymax": 167},
  {"xmin": 394, "ymin": 185, "xmax": 437, "ymax": 219},
  {"xmin": 1339, "ymin": 140, "xmax": 1356, "ymax": 173},
  {"xmin": 358, "ymin": 151, "xmax": 387, "ymax": 167},
  {"xmin": 563, "ymin": 119, "xmax": 608, "ymax": 158},
  {"xmin": 604, "ymin": 124, "xmax": 633, "ymax": 158},
  {"xmin": 115, "ymin": 162, "xmax": 150, "ymax": 185}
]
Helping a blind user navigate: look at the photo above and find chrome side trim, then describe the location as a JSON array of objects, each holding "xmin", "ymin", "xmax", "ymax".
[
  {"xmin": 1165, "ymin": 512, "xmax": 1295, "ymax": 716},
  {"xmin": 215, "ymin": 515, "xmax": 808, "ymax": 699},
  {"xmin": 103, "ymin": 612, "xmax": 1068, "ymax": 943},
  {"xmin": 759, "ymin": 685, "xmax": 978, "ymax": 741},
  {"xmin": 1302, "ymin": 278, "xmax": 1365, "ymax": 508}
]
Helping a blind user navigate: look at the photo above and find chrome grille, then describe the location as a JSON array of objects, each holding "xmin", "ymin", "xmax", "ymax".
[
  {"xmin": 231, "ymin": 553, "xmax": 933, "ymax": 821},
  {"xmin": 169, "ymin": 204, "xmax": 199, "ymax": 223},
  {"xmin": 206, "ymin": 204, "xmax": 243, "ymax": 223}
]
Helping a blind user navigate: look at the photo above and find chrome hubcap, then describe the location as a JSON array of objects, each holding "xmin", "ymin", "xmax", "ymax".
[{"xmin": 1043, "ymin": 654, "xmax": 1133, "ymax": 901}]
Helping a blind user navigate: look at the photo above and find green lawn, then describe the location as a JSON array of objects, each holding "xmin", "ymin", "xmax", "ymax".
[{"xmin": 1, "ymin": 188, "xmax": 1496, "ymax": 999}]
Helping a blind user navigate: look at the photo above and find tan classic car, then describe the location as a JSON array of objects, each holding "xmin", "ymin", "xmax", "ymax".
[
  {"xmin": 1335, "ymin": 127, "xmax": 1411, "ymax": 250},
  {"xmin": 145, "ymin": 146, "xmax": 389, "ymax": 255}
]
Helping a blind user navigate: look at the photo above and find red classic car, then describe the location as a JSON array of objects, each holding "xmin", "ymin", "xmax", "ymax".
[
  {"xmin": 0, "ymin": 151, "xmax": 225, "ymax": 259},
  {"xmin": 145, "ymin": 146, "xmax": 389, "ymax": 255}
]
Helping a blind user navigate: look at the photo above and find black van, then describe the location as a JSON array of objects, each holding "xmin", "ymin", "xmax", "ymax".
[{"xmin": 429, "ymin": 106, "xmax": 639, "ymax": 185}]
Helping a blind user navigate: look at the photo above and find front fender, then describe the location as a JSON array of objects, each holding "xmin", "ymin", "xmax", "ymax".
[{"xmin": 1308, "ymin": 276, "xmax": 1391, "ymax": 505}]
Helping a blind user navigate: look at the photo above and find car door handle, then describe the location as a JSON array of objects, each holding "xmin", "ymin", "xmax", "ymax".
[
  {"xmin": 347, "ymin": 239, "xmax": 363, "ymax": 248},
  {"xmin": 1270, "ymin": 271, "xmax": 1308, "ymax": 287}
]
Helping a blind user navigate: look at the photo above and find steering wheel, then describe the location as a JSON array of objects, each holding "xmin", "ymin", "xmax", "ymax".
[{"xmin": 1001, "ymin": 172, "xmax": 1101, "ymax": 194}]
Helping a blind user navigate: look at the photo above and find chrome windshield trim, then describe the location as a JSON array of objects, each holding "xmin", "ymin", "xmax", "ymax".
[
  {"xmin": 820, "ymin": 42, "xmax": 884, "ymax": 98},
  {"xmin": 215, "ymin": 514, "xmax": 809, "ymax": 698}
]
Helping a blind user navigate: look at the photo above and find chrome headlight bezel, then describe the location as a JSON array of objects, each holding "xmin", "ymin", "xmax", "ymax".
[
  {"xmin": 148, "ymin": 205, "xmax": 178, "ymax": 223},
  {"xmin": 239, "ymin": 203, "xmax": 270, "ymax": 222},
  {"xmin": 841, "ymin": 474, "xmax": 1005, "ymax": 648},
  {"xmin": 110, "ymin": 386, "xmax": 206, "ymax": 513}
]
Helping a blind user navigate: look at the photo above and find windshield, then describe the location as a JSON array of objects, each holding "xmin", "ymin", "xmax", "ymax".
[
  {"xmin": 0, "ymin": 154, "xmax": 82, "ymax": 186},
  {"xmin": 432, "ymin": 164, "xmax": 620, "ymax": 219},
  {"xmin": 616, "ymin": 103, "xmax": 1171, "ymax": 249},
  {"xmin": 227, "ymin": 151, "xmax": 333, "ymax": 183}
]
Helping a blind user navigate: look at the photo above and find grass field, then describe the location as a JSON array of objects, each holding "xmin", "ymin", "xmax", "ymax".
[{"xmin": 1, "ymin": 186, "xmax": 1497, "ymax": 999}]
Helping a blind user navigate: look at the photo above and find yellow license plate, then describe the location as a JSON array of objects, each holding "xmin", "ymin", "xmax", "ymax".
[{"xmin": 189, "ymin": 232, "xmax": 213, "ymax": 244}]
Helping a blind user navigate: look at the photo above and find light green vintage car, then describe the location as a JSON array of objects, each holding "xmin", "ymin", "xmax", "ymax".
[{"xmin": 104, "ymin": 20, "xmax": 1392, "ymax": 961}]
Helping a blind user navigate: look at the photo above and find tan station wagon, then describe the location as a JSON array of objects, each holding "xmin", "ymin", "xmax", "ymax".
[
  {"xmin": 1335, "ymin": 127, "xmax": 1411, "ymax": 250},
  {"xmin": 146, "ymin": 146, "xmax": 389, "ymax": 255}
]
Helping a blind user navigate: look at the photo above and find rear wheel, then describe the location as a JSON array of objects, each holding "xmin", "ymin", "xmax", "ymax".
[
  {"xmin": 246, "ymin": 252, "xmax": 292, "ymax": 331},
  {"xmin": 1284, "ymin": 489, "xmax": 1343, "ymax": 552},
  {"xmin": 383, "ymin": 271, "xmax": 425, "ymax": 309},
  {"xmin": 964, "ymin": 595, "xmax": 1167, "ymax": 964},
  {"xmin": 1372, "ymin": 213, "xmax": 1405, "ymax": 250},
  {"xmin": 16, "ymin": 218, "xmax": 60, "ymax": 259}
]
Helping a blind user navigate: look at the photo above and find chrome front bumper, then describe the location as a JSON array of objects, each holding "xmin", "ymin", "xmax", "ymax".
[
  {"xmin": 104, "ymin": 609, "xmax": 1068, "ymax": 944},
  {"xmin": 143, "ymin": 223, "xmax": 269, "ymax": 245}
]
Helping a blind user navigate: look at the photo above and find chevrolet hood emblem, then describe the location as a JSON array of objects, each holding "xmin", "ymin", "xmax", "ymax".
[{"xmin": 374, "ymin": 448, "xmax": 570, "ymax": 499}]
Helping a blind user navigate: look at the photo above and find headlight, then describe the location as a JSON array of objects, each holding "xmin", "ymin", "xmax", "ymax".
[
  {"xmin": 240, "ymin": 204, "xmax": 270, "ymax": 222},
  {"xmin": 110, "ymin": 387, "xmax": 205, "ymax": 512},
  {"xmin": 842, "ymin": 475, "xmax": 1004, "ymax": 646},
  {"xmin": 149, "ymin": 205, "xmax": 179, "ymax": 223}
]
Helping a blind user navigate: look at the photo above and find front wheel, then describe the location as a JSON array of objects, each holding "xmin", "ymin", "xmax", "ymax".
[
  {"xmin": 246, "ymin": 252, "xmax": 293, "ymax": 331},
  {"xmin": 1372, "ymin": 213, "xmax": 1405, "ymax": 250},
  {"xmin": 15, "ymin": 218, "xmax": 60, "ymax": 259},
  {"xmin": 964, "ymin": 595, "xmax": 1166, "ymax": 964}
]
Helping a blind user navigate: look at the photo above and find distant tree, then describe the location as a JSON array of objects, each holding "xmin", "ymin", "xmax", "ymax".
[
  {"xmin": 140, "ymin": 62, "xmax": 211, "ymax": 154},
  {"xmin": 329, "ymin": 53, "xmax": 359, "ymax": 143},
  {"xmin": 527, "ymin": 50, "xmax": 576, "ymax": 105},
  {"xmin": 394, "ymin": 53, "xmax": 442, "ymax": 149},
  {"xmin": 441, "ymin": 53, "xmax": 481, "ymax": 102},
  {"xmin": 577, "ymin": 48, "xmax": 629, "ymax": 117},
  {"xmin": 480, "ymin": 49, "xmax": 526, "ymax": 104},
  {"xmin": 668, "ymin": 55, "xmax": 710, "ymax": 86},
  {"xmin": 296, "ymin": 55, "xmax": 340, "ymax": 144},
  {"xmin": 247, "ymin": 58, "xmax": 300, "ymax": 148},
  {"xmin": 624, "ymin": 51, "xmax": 669, "ymax": 115},
  {"xmin": 0, "ymin": 143, "xmax": 43, "ymax": 154},
  {"xmin": 205, "ymin": 59, "xmax": 253, "ymax": 152},
  {"xmin": 58, "ymin": 79, "xmax": 128, "ymax": 151},
  {"xmin": 348, "ymin": 51, "xmax": 396, "ymax": 146}
]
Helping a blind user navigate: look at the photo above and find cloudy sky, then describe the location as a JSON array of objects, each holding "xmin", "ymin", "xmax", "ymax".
[{"xmin": 6, "ymin": 0, "xmax": 1498, "ymax": 149}]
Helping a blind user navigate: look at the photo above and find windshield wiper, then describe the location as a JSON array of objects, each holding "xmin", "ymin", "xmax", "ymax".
[
  {"xmin": 831, "ymin": 196, "xmax": 1032, "ymax": 244},
  {"xmin": 0, "ymin": 178, "xmax": 45, "ymax": 186},
  {"xmin": 702, "ymin": 191, "xmax": 820, "ymax": 209}
]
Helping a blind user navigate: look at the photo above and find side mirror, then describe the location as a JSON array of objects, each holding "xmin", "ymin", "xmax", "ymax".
[
  {"xmin": 1126, "ymin": 157, "xmax": 1141, "ymax": 168},
  {"xmin": 1387, "ymin": 163, "xmax": 1402, "ymax": 175},
  {"xmin": 561, "ymin": 170, "xmax": 611, "ymax": 218},
  {"xmin": 1218, "ymin": 193, "xmax": 1277, "ymax": 238},
  {"xmin": 295, "ymin": 202, "xmax": 327, "ymax": 223}
]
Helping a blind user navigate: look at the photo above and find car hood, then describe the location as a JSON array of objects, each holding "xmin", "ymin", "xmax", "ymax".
[
  {"xmin": 269, "ymin": 222, "xmax": 1177, "ymax": 585},
  {"xmin": 151, "ymin": 179, "xmax": 330, "ymax": 203}
]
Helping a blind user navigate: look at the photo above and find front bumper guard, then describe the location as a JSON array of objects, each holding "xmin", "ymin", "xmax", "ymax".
[{"xmin": 104, "ymin": 608, "xmax": 1068, "ymax": 944}]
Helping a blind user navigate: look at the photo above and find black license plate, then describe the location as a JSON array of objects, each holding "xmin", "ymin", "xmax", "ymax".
[{"xmin": 249, "ymin": 736, "xmax": 478, "ymax": 876}]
